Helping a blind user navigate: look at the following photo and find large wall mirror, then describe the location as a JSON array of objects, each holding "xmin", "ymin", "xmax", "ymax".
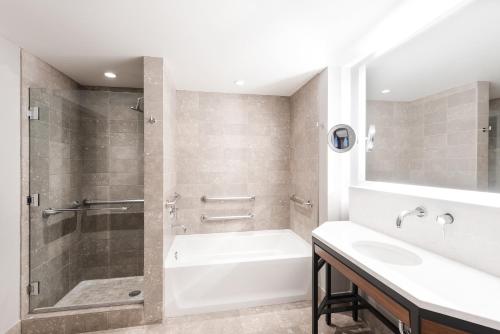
[{"xmin": 365, "ymin": 0, "xmax": 500, "ymax": 193}]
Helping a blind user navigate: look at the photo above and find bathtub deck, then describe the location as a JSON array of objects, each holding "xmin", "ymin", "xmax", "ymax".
[{"xmin": 88, "ymin": 301, "xmax": 376, "ymax": 334}]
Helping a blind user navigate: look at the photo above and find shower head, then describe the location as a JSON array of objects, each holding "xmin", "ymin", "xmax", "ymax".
[{"xmin": 130, "ymin": 97, "xmax": 144, "ymax": 113}]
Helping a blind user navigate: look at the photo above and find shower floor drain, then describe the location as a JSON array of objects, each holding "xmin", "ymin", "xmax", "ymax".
[{"xmin": 129, "ymin": 290, "xmax": 141, "ymax": 297}]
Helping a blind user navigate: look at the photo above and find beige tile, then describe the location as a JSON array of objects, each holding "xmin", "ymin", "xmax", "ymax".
[{"xmin": 87, "ymin": 302, "xmax": 377, "ymax": 334}]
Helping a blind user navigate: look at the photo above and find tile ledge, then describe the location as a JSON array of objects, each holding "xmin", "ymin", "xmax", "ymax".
[{"xmin": 24, "ymin": 303, "xmax": 143, "ymax": 320}]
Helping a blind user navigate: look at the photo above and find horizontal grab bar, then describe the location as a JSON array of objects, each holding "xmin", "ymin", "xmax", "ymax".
[
  {"xmin": 290, "ymin": 194, "xmax": 313, "ymax": 209},
  {"xmin": 200, "ymin": 213, "xmax": 255, "ymax": 223},
  {"xmin": 201, "ymin": 195, "xmax": 256, "ymax": 202},
  {"xmin": 83, "ymin": 199, "xmax": 144, "ymax": 205},
  {"xmin": 86, "ymin": 207, "xmax": 128, "ymax": 211},
  {"xmin": 43, "ymin": 206, "xmax": 128, "ymax": 218}
]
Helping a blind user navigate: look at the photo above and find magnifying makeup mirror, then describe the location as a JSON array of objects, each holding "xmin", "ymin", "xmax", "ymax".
[{"xmin": 328, "ymin": 124, "xmax": 357, "ymax": 153}]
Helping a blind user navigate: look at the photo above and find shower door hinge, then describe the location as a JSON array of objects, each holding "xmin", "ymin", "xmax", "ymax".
[
  {"xmin": 27, "ymin": 281, "xmax": 40, "ymax": 296},
  {"xmin": 27, "ymin": 106, "xmax": 39, "ymax": 120},
  {"xmin": 26, "ymin": 194, "xmax": 39, "ymax": 206}
]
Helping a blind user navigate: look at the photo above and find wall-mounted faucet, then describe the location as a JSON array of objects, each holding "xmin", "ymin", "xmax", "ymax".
[
  {"xmin": 396, "ymin": 206, "xmax": 426, "ymax": 228},
  {"xmin": 166, "ymin": 192, "xmax": 181, "ymax": 218}
]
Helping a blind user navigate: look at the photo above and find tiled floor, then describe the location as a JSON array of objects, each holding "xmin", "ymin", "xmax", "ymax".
[
  {"xmin": 90, "ymin": 301, "xmax": 372, "ymax": 334},
  {"xmin": 55, "ymin": 276, "xmax": 144, "ymax": 308}
]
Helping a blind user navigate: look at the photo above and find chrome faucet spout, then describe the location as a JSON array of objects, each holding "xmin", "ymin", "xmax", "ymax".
[{"xmin": 396, "ymin": 206, "xmax": 426, "ymax": 228}]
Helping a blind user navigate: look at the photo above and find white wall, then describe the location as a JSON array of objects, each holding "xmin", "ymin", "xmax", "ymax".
[
  {"xmin": 0, "ymin": 34, "xmax": 20, "ymax": 333},
  {"xmin": 350, "ymin": 185, "xmax": 500, "ymax": 277}
]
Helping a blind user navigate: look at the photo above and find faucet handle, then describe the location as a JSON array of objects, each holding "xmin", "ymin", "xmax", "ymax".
[
  {"xmin": 436, "ymin": 213, "xmax": 454, "ymax": 240},
  {"xmin": 414, "ymin": 206, "xmax": 427, "ymax": 217},
  {"xmin": 436, "ymin": 213, "xmax": 454, "ymax": 225}
]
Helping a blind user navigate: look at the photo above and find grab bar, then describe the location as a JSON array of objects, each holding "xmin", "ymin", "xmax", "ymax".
[
  {"xmin": 166, "ymin": 192, "xmax": 182, "ymax": 207},
  {"xmin": 290, "ymin": 194, "xmax": 313, "ymax": 209},
  {"xmin": 83, "ymin": 199, "xmax": 144, "ymax": 205},
  {"xmin": 43, "ymin": 206, "xmax": 128, "ymax": 218},
  {"xmin": 200, "ymin": 213, "xmax": 255, "ymax": 223},
  {"xmin": 201, "ymin": 195, "xmax": 255, "ymax": 202}
]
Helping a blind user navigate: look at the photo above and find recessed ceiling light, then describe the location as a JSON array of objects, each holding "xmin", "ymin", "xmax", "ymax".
[
  {"xmin": 104, "ymin": 72, "xmax": 117, "ymax": 79},
  {"xmin": 381, "ymin": 89, "xmax": 391, "ymax": 94},
  {"xmin": 234, "ymin": 80, "xmax": 245, "ymax": 86}
]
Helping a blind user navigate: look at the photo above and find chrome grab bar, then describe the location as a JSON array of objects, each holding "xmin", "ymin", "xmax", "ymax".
[
  {"xmin": 83, "ymin": 199, "xmax": 144, "ymax": 205},
  {"xmin": 200, "ymin": 213, "xmax": 255, "ymax": 223},
  {"xmin": 290, "ymin": 194, "xmax": 313, "ymax": 209},
  {"xmin": 166, "ymin": 192, "xmax": 182, "ymax": 207},
  {"xmin": 43, "ymin": 206, "xmax": 128, "ymax": 218},
  {"xmin": 87, "ymin": 207, "xmax": 128, "ymax": 211},
  {"xmin": 43, "ymin": 208, "xmax": 84, "ymax": 217},
  {"xmin": 201, "ymin": 195, "xmax": 256, "ymax": 202}
]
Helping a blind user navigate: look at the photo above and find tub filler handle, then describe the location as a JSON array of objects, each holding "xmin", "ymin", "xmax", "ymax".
[{"xmin": 200, "ymin": 213, "xmax": 255, "ymax": 223}]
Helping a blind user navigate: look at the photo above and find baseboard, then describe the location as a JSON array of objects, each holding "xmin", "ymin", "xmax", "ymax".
[{"xmin": 6, "ymin": 321, "xmax": 21, "ymax": 334}]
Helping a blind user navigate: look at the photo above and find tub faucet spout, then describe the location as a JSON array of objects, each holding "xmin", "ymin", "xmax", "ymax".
[{"xmin": 396, "ymin": 206, "xmax": 426, "ymax": 228}]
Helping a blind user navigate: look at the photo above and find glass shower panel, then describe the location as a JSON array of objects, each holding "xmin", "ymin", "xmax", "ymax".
[{"xmin": 28, "ymin": 87, "xmax": 144, "ymax": 313}]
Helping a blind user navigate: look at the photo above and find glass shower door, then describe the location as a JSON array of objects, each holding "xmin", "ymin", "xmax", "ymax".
[
  {"xmin": 28, "ymin": 87, "xmax": 84, "ymax": 312},
  {"xmin": 28, "ymin": 87, "xmax": 145, "ymax": 313}
]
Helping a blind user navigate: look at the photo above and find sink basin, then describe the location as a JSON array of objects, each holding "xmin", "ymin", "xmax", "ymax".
[{"xmin": 352, "ymin": 241, "xmax": 423, "ymax": 266}]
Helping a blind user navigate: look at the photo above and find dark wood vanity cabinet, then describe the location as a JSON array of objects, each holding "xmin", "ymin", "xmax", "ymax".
[
  {"xmin": 420, "ymin": 319, "xmax": 468, "ymax": 334},
  {"xmin": 312, "ymin": 238, "xmax": 500, "ymax": 334}
]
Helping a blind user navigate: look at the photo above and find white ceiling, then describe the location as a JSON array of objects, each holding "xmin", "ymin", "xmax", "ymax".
[
  {"xmin": 0, "ymin": 0, "xmax": 401, "ymax": 95},
  {"xmin": 367, "ymin": 0, "xmax": 500, "ymax": 101}
]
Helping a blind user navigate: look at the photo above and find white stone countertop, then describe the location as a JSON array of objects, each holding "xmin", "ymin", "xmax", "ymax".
[{"xmin": 313, "ymin": 221, "xmax": 500, "ymax": 331}]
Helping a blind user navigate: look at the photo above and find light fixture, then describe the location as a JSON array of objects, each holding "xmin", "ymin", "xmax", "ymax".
[
  {"xmin": 381, "ymin": 89, "xmax": 391, "ymax": 94},
  {"xmin": 104, "ymin": 72, "xmax": 117, "ymax": 79},
  {"xmin": 234, "ymin": 80, "xmax": 245, "ymax": 86}
]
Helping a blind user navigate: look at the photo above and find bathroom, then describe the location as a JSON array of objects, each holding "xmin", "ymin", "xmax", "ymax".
[{"xmin": 1, "ymin": 0, "xmax": 500, "ymax": 333}]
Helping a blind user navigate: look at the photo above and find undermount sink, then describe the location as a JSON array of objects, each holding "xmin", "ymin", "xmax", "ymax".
[{"xmin": 352, "ymin": 240, "xmax": 423, "ymax": 266}]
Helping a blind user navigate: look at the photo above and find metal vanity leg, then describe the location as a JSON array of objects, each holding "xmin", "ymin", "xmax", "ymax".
[
  {"xmin": 410, "ymin": 310, "xmax": 420, "ymax": 334},
  {"xmin": 352, "ymin": 284, "xmax": 359, "ymax": 321},
  {"xmin": 325, "ymin": 263, "xmax": 332, "ymax": 326},
  {"xmin": 313, "ymin": 248, "xmax": 319, "ymax": 334}
]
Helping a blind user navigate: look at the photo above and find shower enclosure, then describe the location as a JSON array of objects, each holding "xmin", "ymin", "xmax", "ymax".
[{"xmin": 28, "ymin": 86, "xmax": 145, "ymax": 312}]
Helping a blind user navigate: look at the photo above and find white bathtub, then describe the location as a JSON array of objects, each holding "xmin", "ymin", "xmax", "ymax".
[{"xmin": 164, "ymin": 229, "xmax": 311, "ymax": 317}]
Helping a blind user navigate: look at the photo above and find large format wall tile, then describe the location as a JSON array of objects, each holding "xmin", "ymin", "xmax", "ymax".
[
  {"xmin": 142, "ymin": 57, "xmax": 164, "ymax": 323},
  {"xmin": 22, "ymin": 52, "xmax": 82, "ymax": 311},
  {"xmin": 175, "ymin": 91, "xmax": 291, "ymax": 234},
  {"xmin": 79, "ymin": 88, "xmax": 144, "ymax": 281},
  {"xmin": 366, "ymin": 82, "xmax": 489, "ymax": 191},
  {"xmin": 289, "ymin": 71, "xmax": 323, "ymax": 243},
  {"xmin": 22, "ymin": 50, "xmax": 146, "ymax": 317}
]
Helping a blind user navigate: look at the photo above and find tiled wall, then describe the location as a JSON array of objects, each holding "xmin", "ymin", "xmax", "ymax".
[
  {"xmin": 142, "ymin": 57, "xmax": 164, "ymax": 323},
  {"xmin": 365, "ymin": 100, "xmax": 412, "ymax": 183},
  {"xmin": 289, "ymin": 72, "xmax": 324, "ymax": 242},
  {"xmin": 20, "ymin": 53, "xmax": 165, "ymax": 334},
  {"xmin": 22, "ymin": 51, "xmax": 146, "ymax": 313},
  {"xmin": 175, "ymin": 91, "xmax": 291, "ymax": 234},
  {"xmin": 162, "ymin": 66, "xmax": 177, "ymax": 252},
  {"xmin": 78, "ymin": 88, "xmax": 144, "ymax": 280},
  {"xmin": 22, "ymin": 51, "xmax": 83, "ymax": 310},
  {"xmin": 489, "ymin": 98, "xmax": 500, "ymax": 191},
  {"xmin": 366, "ymin": 82, "xmax": 489, "ymax": 190}
]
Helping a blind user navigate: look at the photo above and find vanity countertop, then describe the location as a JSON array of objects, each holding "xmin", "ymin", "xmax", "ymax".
[{"xmin": 313, "ymin": 221, "xmax": 500, "ymax": 330}]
